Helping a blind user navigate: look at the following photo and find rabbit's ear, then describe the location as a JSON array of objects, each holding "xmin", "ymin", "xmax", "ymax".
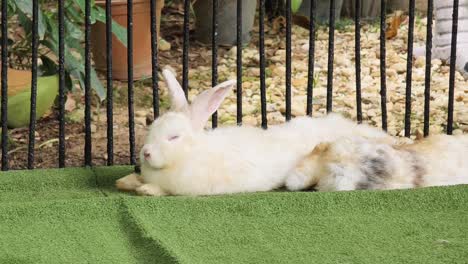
[
  {"xmin": 162, "ymin": 66, "xmax": 188, "ymax": 111},
  {"xmin": 189, "ymin": 80, "xmax": 236, "ymax": 131}
]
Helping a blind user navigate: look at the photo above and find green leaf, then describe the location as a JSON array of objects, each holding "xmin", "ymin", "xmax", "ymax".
[
  {"xmin": 70, "ymin": 1, "xmax": 127, "ymax": 46},
  {"xmin": 90, "ymin": 6, "xmax": 105, "ymax": 24},
  {"xmin": 37, "ymin": 10, "xmax": 47, "ymax": 39},
  {"xmin": 44, "ymin": 38, "xmax": 107, "ymax": 101},
  {"xmin": 44, "ymin": 13, "xmax": 59, "ymax": 42},
  {"xmin": 14, "ymin": 0, "xmax": 32, "ymax": 16},
  {"xmin": 64, "ymin": 73, "xmax": 74, "ymax": 94},
  {"xmin": 291, "ymin": 0, "xmax": 303, "ymax": 13},
  {"xmin": 64, "ymin": 17, "xmax": 84, "ymax": 40},
  {"xmin": 92, "ymin": 6, "xmax": 128, "ymax": 47},
  {"xmin": 15, "ymin": 0, "xmax": 47, "ymax": 39},
  {"xmin": 39, "ymin": 55, "xmax": 58, "ymax": 76},
  {"xmin": 66, "ymin": 1, "xmax": 84, "ymax": 23},
  {"xmin": 90, "ymin": 68, "xmax": 106, "ymax": 101},
  {"xmin": 72, "ymin": 0, "xmax": 96, "ymax": 15},
  {"xmin": 69, "ymin": 69, "xmax": 85, "ymax": 93},
  {"xmin": 75, "ymin": 71, "xmax": 86, "ymax": 93},
  {"xmin": 65, "ymin": 37, "xmax": 84, "ymax": 51},
  {"xmin": 111, "ymin": 20, "xmax": 128, "ymax": 47},
  {"xmin": 17, "ymin": 11, "xmax": 32, "ymax": 34},
  {"xmin": 64, "ymin": 50, "xmax": 85, "ymax": 73},
  {"xmin": 7, "ymin": 1, "xmax": 16, "ymax": 14},
  {"xmin": 72, "ymin": 0, "xmax": 86, "ymax": 13}
]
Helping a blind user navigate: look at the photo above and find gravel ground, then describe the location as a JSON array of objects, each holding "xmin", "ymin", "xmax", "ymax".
[{"xmin": 183, "ymin": 17, "xmax": 468, "ymax": 136}]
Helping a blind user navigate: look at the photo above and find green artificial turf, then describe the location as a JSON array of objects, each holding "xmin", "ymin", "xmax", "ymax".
[{"xmin": 0, "ymin": 166, "xmax": 467, "ymax": 264}]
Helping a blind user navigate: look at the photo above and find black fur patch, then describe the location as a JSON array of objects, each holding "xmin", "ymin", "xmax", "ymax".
[
  {"xmin": 464, "ymin": 62, "xmax": 468, "ymax": 73},
  {"xmin": 356, "ymin": 182, "xmax": 370, "ymax": 190},
  {"xmin": 357, "ymin": 149, "xmax": 391, "ymax": 190}
]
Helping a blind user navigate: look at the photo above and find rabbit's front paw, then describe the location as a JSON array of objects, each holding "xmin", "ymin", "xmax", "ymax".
[
  {"xmin": 116, "ymin": 173, "xmax": 143, "ymax": 191},
  {"xmin": 136, "ymin": 184, "xmax": 167, "ymax": 196},
  {"xmin": 285, "ymin": 169, "xmax": 310, "ymax": 191}
]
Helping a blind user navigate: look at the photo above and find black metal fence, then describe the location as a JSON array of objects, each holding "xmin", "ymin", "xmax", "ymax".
[{"xmin": 0, "ymin": 0, "xmax": 461, "ymax": 171}]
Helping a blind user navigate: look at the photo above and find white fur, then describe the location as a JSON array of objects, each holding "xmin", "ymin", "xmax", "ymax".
[
  {"xmin": 413, "ymin": 134, "xmax": 468, "ymax": 187},
  {"xmin": 116, "ymin": 67, "xmax": 392, "ymax": 196}
]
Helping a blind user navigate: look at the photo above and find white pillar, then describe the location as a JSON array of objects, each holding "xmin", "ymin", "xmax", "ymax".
[{"xmin": 415, "ymin": 0, "xmax": 468, "ymax": 77}]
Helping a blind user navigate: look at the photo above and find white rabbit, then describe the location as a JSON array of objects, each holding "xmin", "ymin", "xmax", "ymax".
[
  {"xmin": 116, "ymin": 66, "xmax": 394, "ymax": 196},
  {"xmin": 285, "ymin": 134, "xmax": 468, "ymax": 192}
]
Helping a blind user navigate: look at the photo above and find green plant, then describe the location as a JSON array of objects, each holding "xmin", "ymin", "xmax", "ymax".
[
  {"xmin": 6, "ymin": 0, "xmax": 127, "ymax": 100},
  {"xmin": 334, "ymin": 18, "xmax": 354, "ymax": 32},
  {"xmin": 266, "ymin": 0, "xmax": 303, "ymax": 21},
  {"xmin": 291, "ymin": 0, "xmax": 302, "ymax": 13}
]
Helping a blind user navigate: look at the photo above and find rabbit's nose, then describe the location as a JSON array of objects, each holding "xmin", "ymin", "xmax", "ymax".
[{"xmin": 144, "ymin": 151, "xmax": 151, "ymax": 159}]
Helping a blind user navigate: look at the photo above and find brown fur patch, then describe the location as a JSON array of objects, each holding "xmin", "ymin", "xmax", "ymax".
[
  {"xmin": 407, "ymin": 150, "xmax": 426, "ymax": 187},
  {"xmin": 312, "ymin": 142, "xmax": 330, "ymax": 155},
  {"xmin": 294, "ymin": 145, "xmax": 332, "ymax": 189}
]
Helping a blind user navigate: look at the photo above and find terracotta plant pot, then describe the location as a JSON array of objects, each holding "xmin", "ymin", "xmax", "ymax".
[{"xmin": 91, "ymin": 0, "xmax": 164, "ymax": 81}]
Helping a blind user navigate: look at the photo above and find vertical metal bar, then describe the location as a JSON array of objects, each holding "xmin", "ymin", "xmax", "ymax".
[
  {"xmin": 182, "ymin": 0, "xmax": 190, "ymax": 98},
  {"xmin": 285, "ymin": 0, "xmax": 292, "ymax": 121},
  {"xmin": 306, "ymin": 0, "xmax": 316, "ymax": 116},
  {"xmin": 259, "ymin": 0, "xmax": 267, "ymax": 129},
  {"xmin": 150, "ymin": 0, "xmax": 160, "ymax": 118},
  {"xmin": 423, "ymin": 0, "xmax": 433, "ymax": 137},
  {"xmin": 106, "ymin": 0, "xmax": 114, "ymax": 165},
  {"xmin": 379, "ymin": 0, "xmax": 387, "ymax": 130},
  {"xmin": 58, "ymin": 0, "xmax": 66, "ymax": 168},
  {"xmin": 1, "ymin": 0, "xmax": 8, "ymax": 171},
  {"xmin": 27, "ymin": 0, "xmax": 39, "ymax": 169},
  {"xmin": 404, "ymin": 0, "xmax": 415, "ymax": 138},
  {"xmin": 236, "ymin": 0, "xmax": 243, "ymax": 125},
  {"xmin": 84, "ymin": 0, "xmax": 92, "ymax": 166},
  {"xmin": 326, "ymin": 0, "xmax": 336, "ymax": 113},
  {"xmin": 355, "ymin": 0, "xmax": 362, "ymax": 123},
  {"xmin": 212, "ymin": 0, "xmax": 219, "ymax": 128},
  {"xmin": 447, "ymin": 0, "xmax": 459, "ymax": 135},
  {"xmin": 127, "ymin": 0, "xmax": 136, "ymax": 164}
]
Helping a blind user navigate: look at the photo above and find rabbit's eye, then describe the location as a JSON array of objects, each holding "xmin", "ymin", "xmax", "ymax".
[{"xmin": 168, "ymin": 135, "xmax": 180, "ymax": 141}]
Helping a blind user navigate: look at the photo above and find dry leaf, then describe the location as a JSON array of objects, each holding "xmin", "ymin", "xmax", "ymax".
[
  {"xmin": 42, "ymin": 109, "xmax": 53, "ymax": 118},
  {"xmin": 415, "ymin": 129, "xmax": 424, "ymax": 141},
  {"xmin": 292, "ymin": 15, "xmax": 311, "ymax": 30},
  {"xmin": 386, "ymin": 13, "xmax": 405, "ymax": 40},
  {"xmin": 65, "ymin": 93, "xmax": 77, "ymax": 112},
  {"xmin": 272, "ymin": 16, "xmax": 286, "ymax": 32}
]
